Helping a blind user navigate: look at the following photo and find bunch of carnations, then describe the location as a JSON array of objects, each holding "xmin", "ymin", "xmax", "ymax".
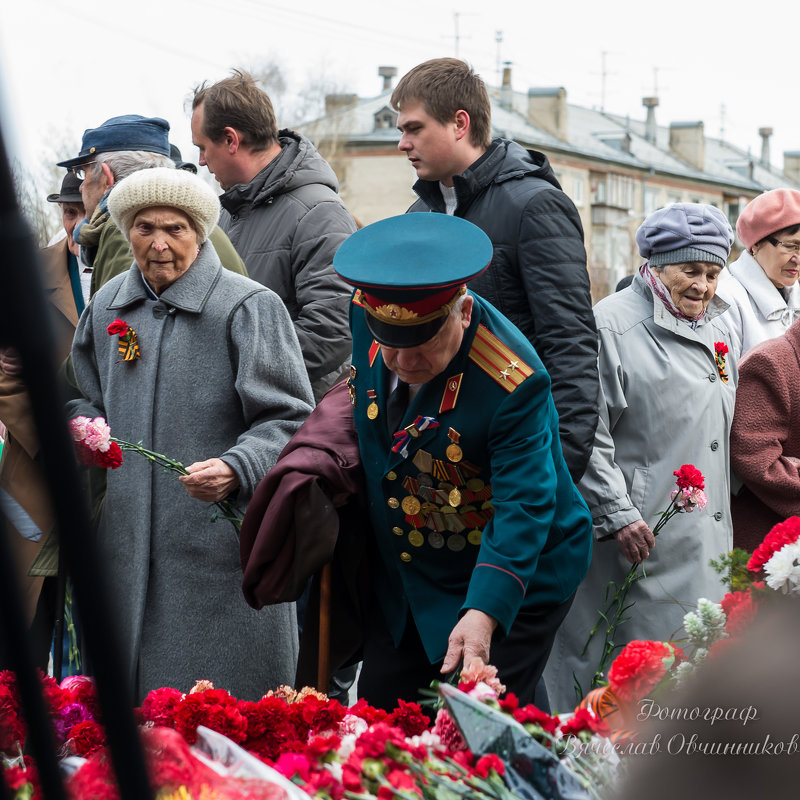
[
  {"xmin": 67, "ymin": 415, "xmax": 243, "ymax": 533},
  {"xmin": 747, "ymin": 516, "xmax": 800, "ymax": 595},
  {"xmin": 70, "ymin": 416, "xmax": 123, "ymax": 469},
  {"xmin": 581, "ymin": 464, "xmax": 707, "ymax": 692}
]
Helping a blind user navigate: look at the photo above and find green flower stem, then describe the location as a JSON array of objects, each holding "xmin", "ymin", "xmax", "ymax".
[
  {"xmin": 580, "ymin": 499, "xmax": 681, "ymax": 692},
  {"xmin": 112, "ymin": 438, "xmax": 243, "ymax": 534}
]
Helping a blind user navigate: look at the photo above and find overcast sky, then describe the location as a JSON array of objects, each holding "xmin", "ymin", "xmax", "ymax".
[{"xmin": 1, "ymin": 0, "xmax": 797, "ymax": 190}]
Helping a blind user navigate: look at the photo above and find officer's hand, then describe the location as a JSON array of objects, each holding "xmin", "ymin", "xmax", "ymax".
[
  {"xmin": 179, "ymin": 458, "xmax": 239, "ymax": 502},
  {"xmin": 614, "ymin": 520, "xmax": 656, "ymax": 564},
  {"xmin": 441, "ymin": 609, "xmax": 498, "ymax": 674},
  {"xmin": 0, "ymin": 347, "xmax": 23, "ymax": 378}
]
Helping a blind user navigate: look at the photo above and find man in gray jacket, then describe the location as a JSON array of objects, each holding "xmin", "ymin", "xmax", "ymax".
[{"xmin": 191, "ymin": 70, "xmax": 357, "ymax": 400}]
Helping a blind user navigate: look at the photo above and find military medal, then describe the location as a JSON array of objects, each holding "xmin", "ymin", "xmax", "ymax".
[
  {"xmin": 428, "ymin": 532, "xmax": 445, "ymax": 549},
  {"xmin": 467, "ymin": 529, "xmax": 482, "ymax": 546},
  {"xmin": 446, "ymin": 428, "xmax": 463, "ymax": 463},
  {"xmin": 447, "ymin": 534, "xmax": 466, "ymax": 552},
  {"xmin": 366, "ymin": 389, "xmax": 379, "ymax": 419},
  {"xmin": 408, "ymin": 529, "xmax": 425, "ymax": 547},
  {"xmin": 448, "ymin": 488, "xmax": 462, "ymax": 508},
  {"xmin": 401, "ymin": 496, "xmax": 422, "ymax": 515}
]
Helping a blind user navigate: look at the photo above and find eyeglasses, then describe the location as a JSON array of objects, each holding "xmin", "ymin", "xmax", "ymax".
[
  {"xmin": 70, "ymin": 162, "xmax": 96, "ymax": 181},
  {"xmin": 767, "ymin": 236, "xmax": 800, "ymax": 254}
]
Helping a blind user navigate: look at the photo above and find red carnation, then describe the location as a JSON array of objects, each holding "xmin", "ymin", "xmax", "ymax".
[
  {"xmin": 673, "ymin": 464, "xmax": 705, "ymax": 491},
  {"xmin": 68, "ymin": 719, "xmax": 106, "ymax": 757},
  {"xmin": 748, "ymin": 516, "xmax": 800, "ymax": 573},
  {"xmin": 608, "ymin": 640, "xmax": 684, "ymax": 702},
  {"xmin": 173, "ymin": 688, "xmax": 247, "ymax": 745},
  {"xmin": 387, "ymin": 699, "xmax": 430, "ymax": 737},
  {"xmin": 107, "ymin": 319, "xmax": 129, "ymax": 336},
  {"xmin": 473, "ymin": 753, "xmax": 505, "ymax": 778},
  {"xmin": 559, "ymin": 707, "xmax": 611, "ymax": 737},
  {"xmin": 238, "ymin": 696, "xmax": 295, "ymax": 761},
  {"xmin": 513, "ymin": 704, "xmax": 560, "ymax": 735},
  {"xmin": 0, "ymin": 683, "xmax": 26, "ymax": 754},
  {"xmin": 720, "ymin": 590, "xmax": 759, "ymax": 636},
  {"xmin": 139, "ymin": 686, "xmax": 184, "ymax": 728},
  {"xmin": 714, "ymin": 341, "xmax": 729, "ymax": 356},
  {"xmin": 348, "ymin": 697, "xmax": 389, "ymax": 726}
]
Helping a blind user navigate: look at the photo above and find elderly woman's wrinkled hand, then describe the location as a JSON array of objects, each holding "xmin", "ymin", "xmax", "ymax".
[
  {"xmin": 179, "ymin": 458, "xmax": 240, "ymax": 502},
  {"xmin": 614, "ymin": 520, "xmax": 656, "ymax": 564}
]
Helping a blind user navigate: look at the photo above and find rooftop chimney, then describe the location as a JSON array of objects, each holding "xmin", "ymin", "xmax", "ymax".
[
  {"xmin": 378, "ymin": 66, "xmax": 397, "ymax": 92},
  {"xmin": 784, "ymin": 151, "xmax": 800, "ymax": 184},
  {"xmin": 527, "ymin": 87, "xmax": 567, "ymax": 141},
  {"xmin": 642, "ymin": 97, "xmax": 659, "ymax": 144},
  {"xmin": 759, "ymin": 127, "xmax": 773, "ymax": 168},
  {"xmin": 669, "ymin": 121, "xmax": 705, "ymax": 171},
  {"xmin": 500, "ymin": 62, "xmax": 513, "ymax": 111}
]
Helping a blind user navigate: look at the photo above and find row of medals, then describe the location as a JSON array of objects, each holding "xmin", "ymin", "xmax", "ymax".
[
  {"xmin": 360, "ymin": 375, "xmax": 489, "ymax": 553},
  {"xmin": 398, "ymin": 445, "xmax": 491, "ymax": 553}
]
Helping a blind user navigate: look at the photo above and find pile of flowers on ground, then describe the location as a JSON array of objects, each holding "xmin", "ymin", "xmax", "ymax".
[
  {"xmin": 576, "ymin": 516, "xmax": 800, "ymax": 741},
  {"xmin": 1, "ymin": 660, "xmax": 615, "ymax": 800}
]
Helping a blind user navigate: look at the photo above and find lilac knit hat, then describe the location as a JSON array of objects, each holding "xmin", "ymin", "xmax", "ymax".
[{"xmin": 636, "ymin": 203, "xmax": 734, "ymax": 268}]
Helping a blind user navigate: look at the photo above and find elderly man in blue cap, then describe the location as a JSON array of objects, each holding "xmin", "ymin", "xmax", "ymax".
[
  {"xmin": 58, "ymin": 114, "xmax": 246, "ymax": 295},
  {"xmin": 333, "ymin": 213, "xmax": 592, "ymax": 710}
]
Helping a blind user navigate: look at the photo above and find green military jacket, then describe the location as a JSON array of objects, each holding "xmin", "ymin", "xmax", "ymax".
[{"xmin": 349, "ymin": 291, "xmax": 593, "ymax": 663}]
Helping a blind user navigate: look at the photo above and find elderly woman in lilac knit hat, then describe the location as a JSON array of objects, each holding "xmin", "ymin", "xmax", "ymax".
[
  {"xmin": 716, "ymin": 188, "xmax": 800, "ymax": 361},
  {"xmin": 544, "ymin": 203, "xmax": 736, "ymax": 712}
]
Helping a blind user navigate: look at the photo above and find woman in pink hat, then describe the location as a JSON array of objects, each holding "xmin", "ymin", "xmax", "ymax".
[{"xmin": 717, "ymin": 188, "xmax": 800, "ymax": 361}]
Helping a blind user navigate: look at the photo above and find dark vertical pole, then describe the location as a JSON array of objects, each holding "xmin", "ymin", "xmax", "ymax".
[{"xmin": 0, "ymin": 117, "xmax": 152, "ymax": 797}]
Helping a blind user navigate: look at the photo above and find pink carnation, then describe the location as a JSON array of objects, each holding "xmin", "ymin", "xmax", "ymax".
[{"xmin": 83, "ymin": 418, "xmax": 112, "ymax": 452}]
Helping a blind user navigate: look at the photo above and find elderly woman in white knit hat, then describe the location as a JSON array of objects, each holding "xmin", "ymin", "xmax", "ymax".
[
  {"xmin": 544, "ymin": 203, "xmax": 736, "ymax": 711},
  {"xmin": 717, "ymin": 188, "xmax": 800, "ymax": 361},
  {"xmin": 67, "ymin": 167, "xmax": 314, "ymax": 702}
]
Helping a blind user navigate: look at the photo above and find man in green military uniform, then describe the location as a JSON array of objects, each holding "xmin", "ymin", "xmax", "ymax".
[{"xmin": 334, "ymin": 213, "xmax": 592, "ymax": 710}]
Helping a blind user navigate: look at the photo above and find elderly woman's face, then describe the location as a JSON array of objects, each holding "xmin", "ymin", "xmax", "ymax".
[
  {"xmin": 130, "ymin": 206, "xmax": 199, "ymax": 294},
  {"xmin": 657, "ymin": 261, "xmax": 722, "ymax": 317},
  {"xmin": 751, "ymin": 230, "xmax": 800, "ymax": 289}
]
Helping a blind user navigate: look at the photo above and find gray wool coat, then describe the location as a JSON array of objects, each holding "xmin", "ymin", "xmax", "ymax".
[
  {"xmin": 543, "ymin": 272, "xmax": 736, "ymax": 712},
  {"xmin": 68, "ymin": 242, "xmax": 315, "ymax": 702}
]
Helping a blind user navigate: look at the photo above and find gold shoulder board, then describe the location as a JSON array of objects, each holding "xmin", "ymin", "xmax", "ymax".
[{"xmin": 468, "ymin": 324, "xmax": 533, "ymax": 392}]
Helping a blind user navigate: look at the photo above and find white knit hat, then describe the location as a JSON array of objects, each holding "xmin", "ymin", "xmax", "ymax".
[{"xmin": 107, "ymin": 167, "xmax": 220, "ymax": 243}]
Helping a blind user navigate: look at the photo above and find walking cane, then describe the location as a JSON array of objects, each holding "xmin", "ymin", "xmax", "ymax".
[{"xmin": 317, "ymin": 562, "xmax": 332, "ymax": 694}]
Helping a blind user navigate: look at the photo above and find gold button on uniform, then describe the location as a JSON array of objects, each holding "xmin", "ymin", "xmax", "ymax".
[
  {"xmin": 386, "ymin": 471, "xmax": 398, "ymax": 481},
  {"xmin": 387, "ymin": 497, "xmax": 399, "ymax": 509},
  {"xmin": 400, "ymin": 552, "xmax": 412, "ymax": 562},
  {"xmin": 468, "ymin": 529, "xmax": 482, "ymax": 545},
  {"xmin": 392, "ymin": 526, "xmax": 404, "ymax": 536}
]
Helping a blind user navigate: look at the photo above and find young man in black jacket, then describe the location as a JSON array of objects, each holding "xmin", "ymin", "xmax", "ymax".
[{"xmin": 392, "ymin": 58, "xmax": 599, "ymax": 482}]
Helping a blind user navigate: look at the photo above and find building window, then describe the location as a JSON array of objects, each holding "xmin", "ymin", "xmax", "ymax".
[
  {"xmin": 591, "ymin": 172, "xmax": 633, "ymax": 210},
  {"xmin": 373, "ymin": 106, "xmax": 397, "ymax": 130},
  {"xmin": 644, "ymin": 187, "xmax": 659, "ymax": 215},
  {"xmin": 573, "ymin": 177, "xmax": 585, "ymax": 207}
]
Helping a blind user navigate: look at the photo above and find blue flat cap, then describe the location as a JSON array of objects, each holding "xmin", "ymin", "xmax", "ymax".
[
  {"xmin": 636, "ymin": 203, "xmax": 734, "ymax": 268},
  {"xmin": 58, "ymin": 115, "xmax": 171, "ymax": 168},
  {"xmin": 334, "ymin": 213, "xmax": 493, "ymax": 347}
]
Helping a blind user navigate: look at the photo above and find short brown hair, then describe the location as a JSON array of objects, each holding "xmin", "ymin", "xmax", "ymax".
[
  {"xmin": 391, "ymin": 58, "xmax": 492, "ymax": 149},
  {"xmin": 192, "ymin": 69, "xmax": 278, "ymax": 151}
]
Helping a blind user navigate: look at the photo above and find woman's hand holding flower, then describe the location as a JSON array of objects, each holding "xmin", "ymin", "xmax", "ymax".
[
  {"xmin": 614, "ymin": 519, "xmax": 656, "ymax": 564},
  {"xmin": 179, "ymin": 458, "xmax": 240, "ymax": 502}
]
